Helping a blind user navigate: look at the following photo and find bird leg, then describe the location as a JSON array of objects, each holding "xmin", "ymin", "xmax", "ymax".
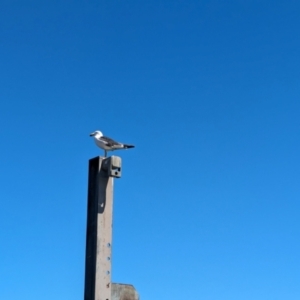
[{"xmin": 104, "ymin": 150, "xmax": 107, "ymax": 157}]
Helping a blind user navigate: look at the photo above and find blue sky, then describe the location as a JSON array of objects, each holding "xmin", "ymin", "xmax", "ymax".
[{"xmin": 1, "ymin": 1, "xmax": 300, "ymax": 299}]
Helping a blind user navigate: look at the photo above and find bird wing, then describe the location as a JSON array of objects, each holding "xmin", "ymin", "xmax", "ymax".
[{"xmin": 101, "ymin": 136, "xmax": 121, "ymax": 147}]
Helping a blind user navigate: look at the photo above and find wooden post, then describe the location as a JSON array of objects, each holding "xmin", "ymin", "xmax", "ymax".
[
  {"xmin": 84, "ymin": 157, "xmax": 113, "ymax": 300},
  {"xmin": 84, "ymin": 156, "xmax": 139, "ymax": 300}
]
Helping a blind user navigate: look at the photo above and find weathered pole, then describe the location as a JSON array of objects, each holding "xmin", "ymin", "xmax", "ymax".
[
  {"xmin": 84, "ymin": 156, "xmax": 121, "ymax": 300},
  {"xmin": 84, "ymin": 156, "xmax": 139, "ymax": 300}
]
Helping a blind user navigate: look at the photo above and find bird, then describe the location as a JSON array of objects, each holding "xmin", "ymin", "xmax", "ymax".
[{"xmin": 90, "ymin": 130, "xmax": 134, "ymax": 157}]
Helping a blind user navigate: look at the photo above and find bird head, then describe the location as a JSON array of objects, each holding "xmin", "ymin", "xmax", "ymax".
[{"xmin": 89, "ymin": 130, "xmax": 103, "ymax": 137}]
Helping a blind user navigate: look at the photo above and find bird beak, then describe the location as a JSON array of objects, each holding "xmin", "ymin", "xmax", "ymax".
[{"xmin": 89, "ymin": 132, "xmax": 95, "ymax": 137}]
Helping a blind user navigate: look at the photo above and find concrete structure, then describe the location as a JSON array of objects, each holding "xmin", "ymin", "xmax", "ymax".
[
  {"xmin": 84, "ymin": 156, "xmax": 139, "ymax": 300},
  {"xmin": 112, "ymin": 284, "xmax": 139, "ymax": 300}
]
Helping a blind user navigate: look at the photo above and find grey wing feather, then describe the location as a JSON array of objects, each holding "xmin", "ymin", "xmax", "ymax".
[{"xmin": 101, "ymin": 136, "xmax": 121, "ymax": 147}]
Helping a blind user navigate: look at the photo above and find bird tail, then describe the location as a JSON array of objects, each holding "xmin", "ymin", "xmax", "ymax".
[{"xmin": 123, "ymin": 144, "xmax": 135, "ymax": 149}]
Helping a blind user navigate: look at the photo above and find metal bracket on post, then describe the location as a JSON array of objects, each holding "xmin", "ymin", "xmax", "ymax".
[{"xmin": 101, "ymin": 156, "xmax": 122, "ymax": 178}]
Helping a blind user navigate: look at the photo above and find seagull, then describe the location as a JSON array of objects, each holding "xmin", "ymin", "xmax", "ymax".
[{"xmin": 90, "ymin": 130, "xmax": 135, "ymax": 157}]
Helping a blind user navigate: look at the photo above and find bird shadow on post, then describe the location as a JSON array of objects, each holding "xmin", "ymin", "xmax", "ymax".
[{"xmin": 97, "ymin": 171, "xmax": 108, "ymax": 214}]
